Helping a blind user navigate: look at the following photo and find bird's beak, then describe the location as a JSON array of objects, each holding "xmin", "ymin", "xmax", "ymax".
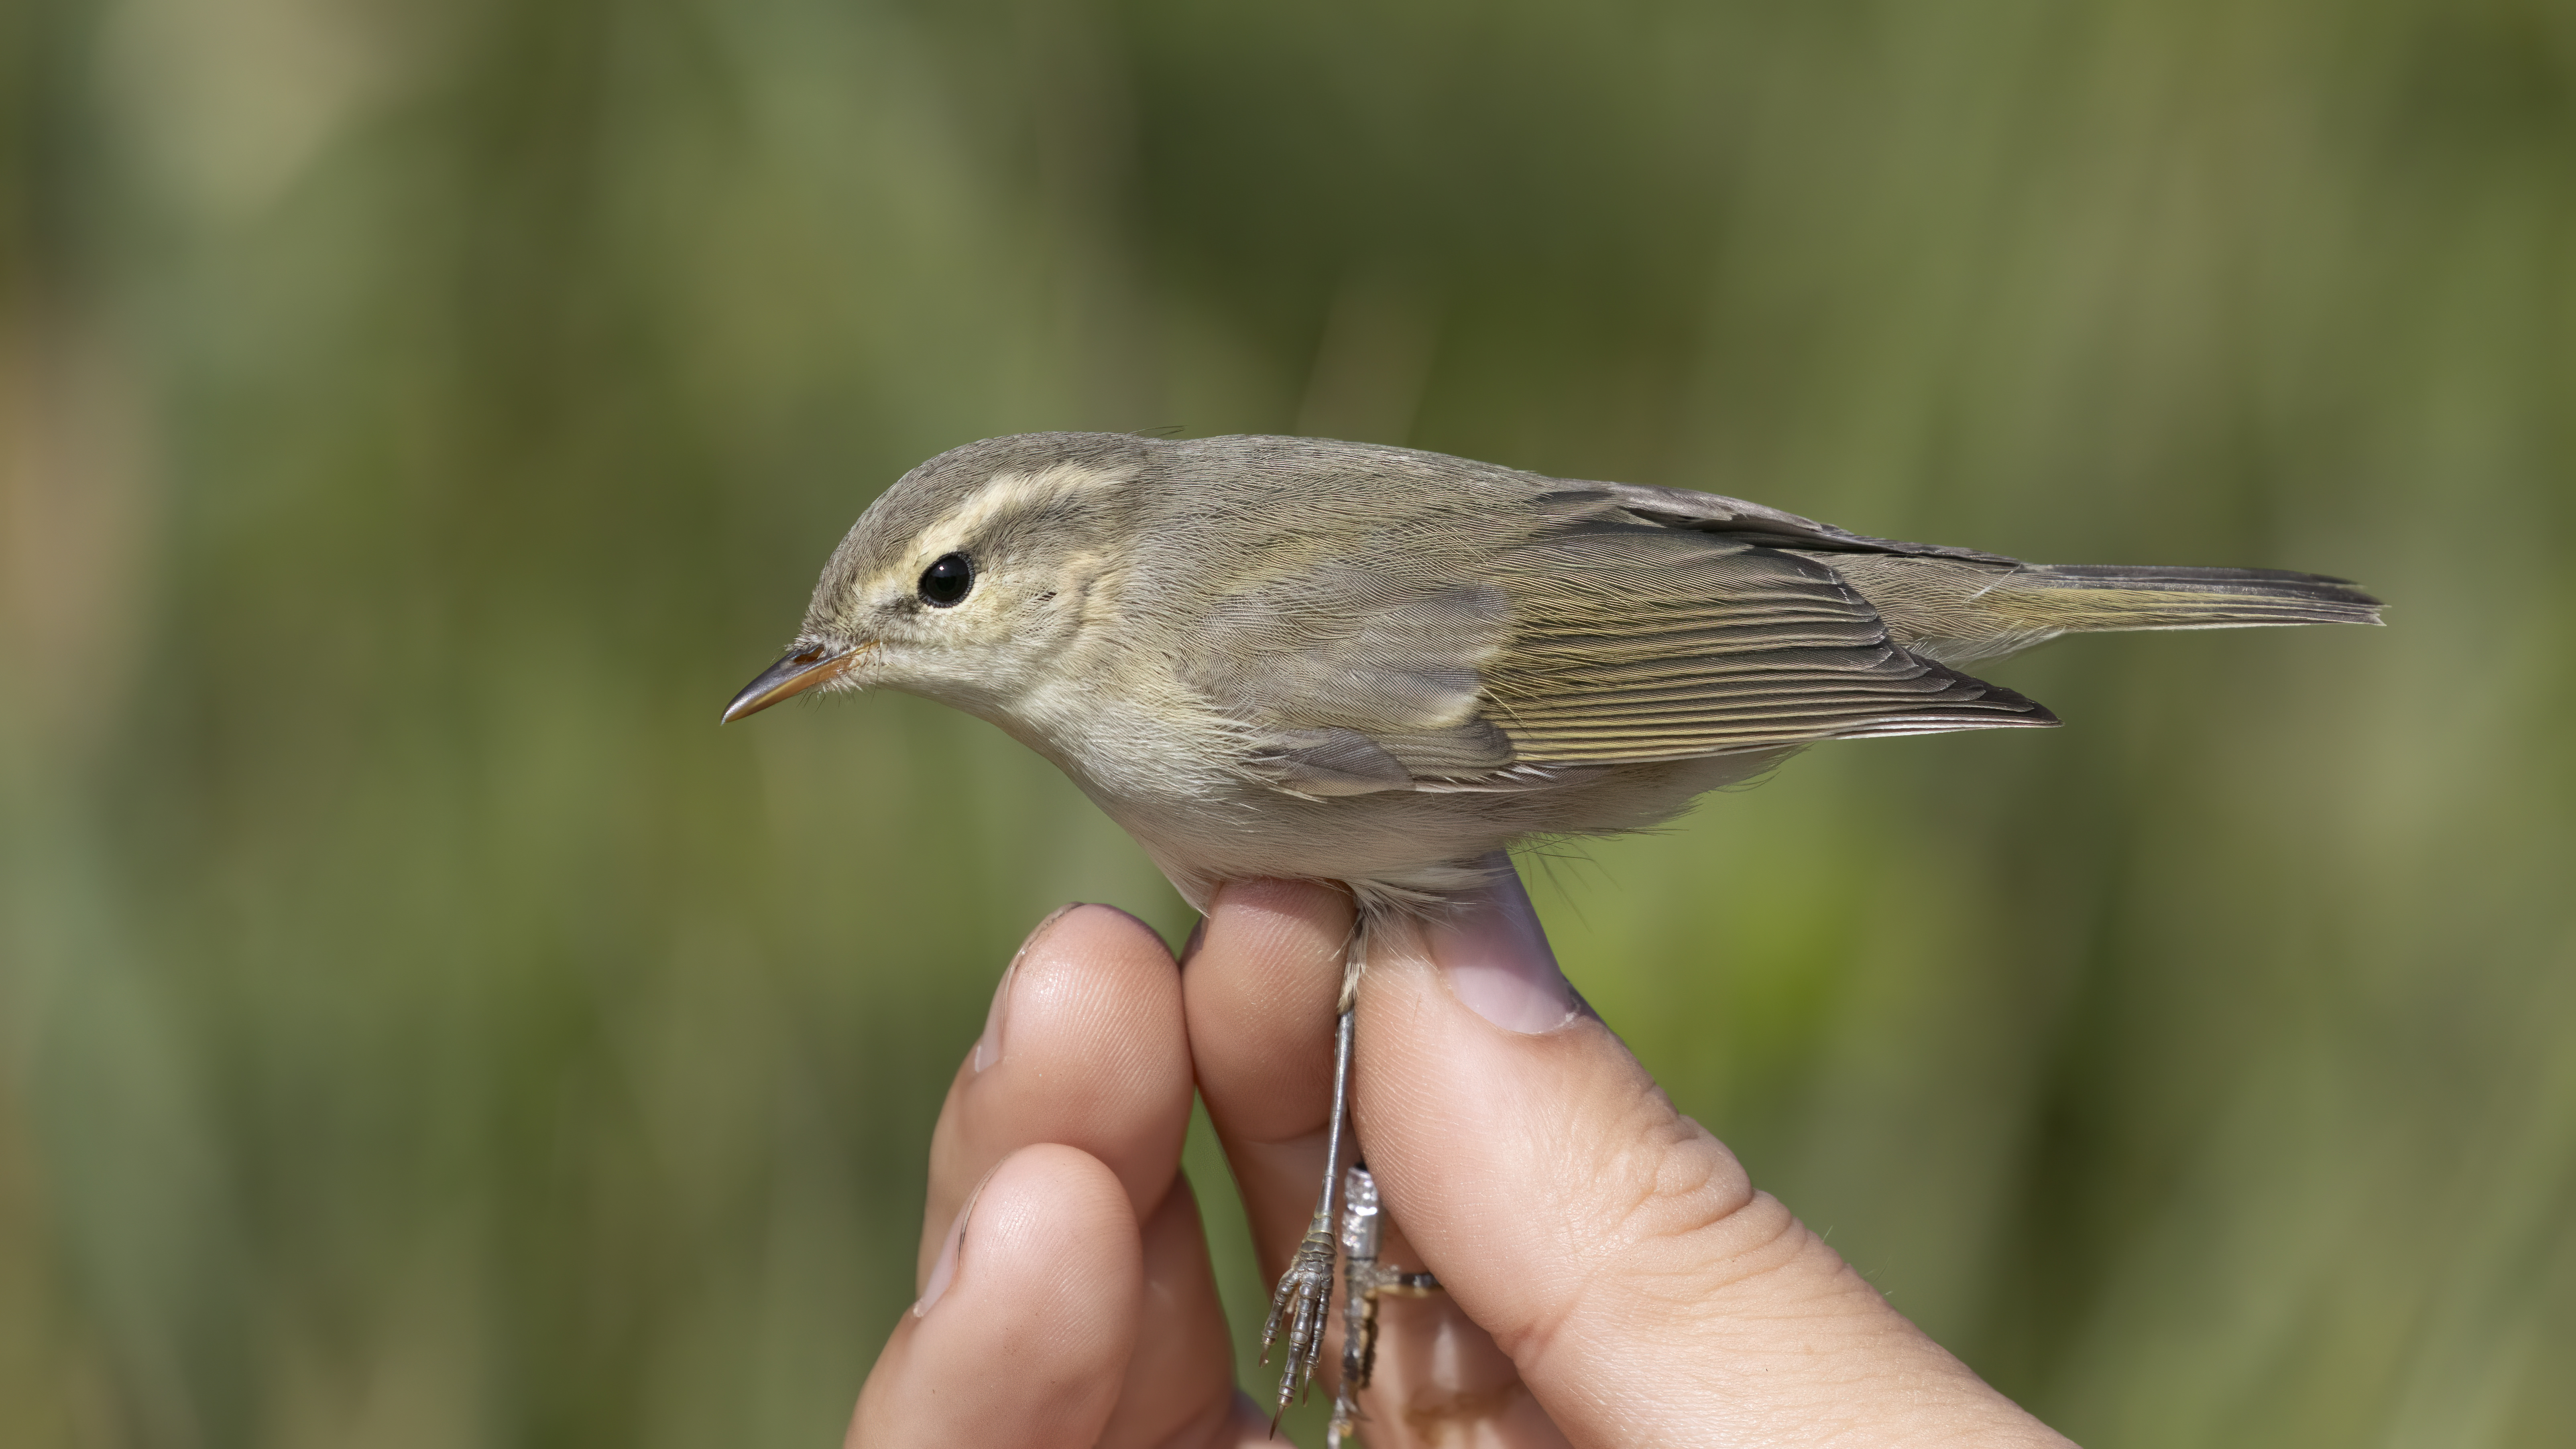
[{"xmin": 721, "ymin": 640, "xmax": 868, "ymax": 722}]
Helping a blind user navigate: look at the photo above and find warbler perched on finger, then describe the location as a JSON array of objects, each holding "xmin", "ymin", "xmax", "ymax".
[{"xmin": 722, "ymin": 430, "xmax": 2382, "ymax": 1421}]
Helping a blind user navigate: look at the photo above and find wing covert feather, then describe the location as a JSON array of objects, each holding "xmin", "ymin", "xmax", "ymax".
[{"xmin": 1176, "ymin": 567, "xmax": 1521, "ymax": 792}]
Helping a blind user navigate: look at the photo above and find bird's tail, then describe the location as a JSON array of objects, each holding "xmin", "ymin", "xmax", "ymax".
[
  {"xmin": 1828, "ymin": 555, "xmax": 2384, "ymax": 665},
  {"xmin": 1986, "ymin": 563, "xmax": 2383, "ymax": 632}
]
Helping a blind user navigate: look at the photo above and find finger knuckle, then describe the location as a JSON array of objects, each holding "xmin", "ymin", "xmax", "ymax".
[{"xmin": 1520, "ymin": 1081, "xmax": 1821, "ymax": 1358}]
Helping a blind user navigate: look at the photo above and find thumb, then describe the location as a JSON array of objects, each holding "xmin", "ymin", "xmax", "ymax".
[{"xmin": 1352, "ymin": 865, "xmax": 2071, "ymax": 1447}]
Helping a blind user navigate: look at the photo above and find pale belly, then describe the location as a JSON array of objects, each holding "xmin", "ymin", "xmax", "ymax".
[{"xmin": 1072, "ymin": 750, "xmax": 1789, "ymax": 915}]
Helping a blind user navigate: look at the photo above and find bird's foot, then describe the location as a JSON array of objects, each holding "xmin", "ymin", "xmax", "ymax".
[
  {"xmin": 1262, "ymin": 1221, "xmax": 1339, "ymax": 1419},
  {"xmin": 1327, "ymin": 1163, "xmax": 1442, "ymax": 1445}
]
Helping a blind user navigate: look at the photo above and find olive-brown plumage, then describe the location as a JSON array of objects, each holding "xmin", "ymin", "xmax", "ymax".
[{"xmin": 726, "ymin": 431, "xmax": 2379, "ymax": 910}]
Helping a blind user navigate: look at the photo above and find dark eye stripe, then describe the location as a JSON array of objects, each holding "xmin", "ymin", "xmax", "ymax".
[{"xmin": 918, "ymin": 553, "xmax": 974, "ymax": 607}]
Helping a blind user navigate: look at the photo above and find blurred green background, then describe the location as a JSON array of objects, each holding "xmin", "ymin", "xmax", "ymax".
[{"xmin": 4, "ymin": 0, "xmax": 2570, "ymax": 1443}]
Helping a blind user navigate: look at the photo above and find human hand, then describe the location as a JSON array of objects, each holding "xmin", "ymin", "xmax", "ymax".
[{"xmin": 846, "ymin": 873, "xmax": 2075, "ymax": 1447}]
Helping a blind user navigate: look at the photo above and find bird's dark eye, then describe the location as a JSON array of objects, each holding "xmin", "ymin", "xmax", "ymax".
[{"xmin": 918, "ymin": 553, "xmax": 974, "ymax": 607}]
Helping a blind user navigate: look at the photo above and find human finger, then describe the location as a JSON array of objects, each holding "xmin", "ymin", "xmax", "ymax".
[
  {"xmin": 1184, "ymin": 879, "xmax": 1562, "ymax": 1446},
  {"xmin": 1176, "ymin": 878, "xmax": 1348, "ymax": 1274},
  {"xmin": 850, "ymin": 1145, "xmax": 1140, "ymax": 1448},
  {"xmin": 912, "ymin": 902, "xmax": 1253, "ymax": 1443},
  {"xmin": 1098, "ymin": 1177, "xmax": 1278, "ymax": 1449},
  {"xmin": 1355, "ymin": 864, "xmax": 2073, "ymax": 1447},
  {"xmin": 919, "ymin": 903, "xmax": 1194, "ymax": 1277}
]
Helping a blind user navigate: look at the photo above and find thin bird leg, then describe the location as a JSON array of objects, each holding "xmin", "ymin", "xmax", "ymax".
[
  {"xmin": 1327, "ymin": 1160, "xmax": 1442, "ymax": 1447},
  {"xmin": 1261, "ymin": 912, "xmax": 1369, "ymax": 1420}
]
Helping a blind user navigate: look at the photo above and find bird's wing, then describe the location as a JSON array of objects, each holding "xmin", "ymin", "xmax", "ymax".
[
  {"xmin": 1477, "ymin": 524, "xmax": 2052, "ymax": 766},
  {"xmin": 1585, "ymin": 480, "xmax": 2018, "ymax": 563},
  {"xmin": 1175, "ymin": 520, "xmax": 2053, "ymax": 798}
]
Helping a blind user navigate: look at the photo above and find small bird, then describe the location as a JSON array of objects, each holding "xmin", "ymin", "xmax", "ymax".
[{"xmin": 722, "ymin": 431, "xmax": 2381, "ymax": 1420}]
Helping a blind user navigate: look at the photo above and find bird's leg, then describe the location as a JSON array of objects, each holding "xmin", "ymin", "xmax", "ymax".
[
  {"xmin": 1261, "ymin": 912, "xmax": 1369, "ymax": 1419},
  {"xmin": 1326, "ymin": 1160, "xmax": 1441, "ymax": 1447},
  {"xmin": 1260, "ymin": 1005, "xmax": 1351, "ymax": 1417}
]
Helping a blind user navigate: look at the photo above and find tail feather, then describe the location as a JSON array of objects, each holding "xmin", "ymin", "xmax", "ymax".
[
  {"xmin": 1992, "ymin": 563, "xmax": 2384, "ymax": 632},
  {"xmin": 1818, "ymin": 553, "xmax": 2383, "ymax": 666}
]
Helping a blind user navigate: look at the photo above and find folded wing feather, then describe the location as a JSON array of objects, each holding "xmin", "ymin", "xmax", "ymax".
[{"xmin": 1177, "ymin": 519, "xmax": 2051, "ymax": 797}]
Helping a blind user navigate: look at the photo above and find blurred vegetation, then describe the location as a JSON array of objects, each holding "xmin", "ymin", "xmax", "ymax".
[{"xmin": 3, "ymin": 0, "xmax": 2571, "ymax": 1443}]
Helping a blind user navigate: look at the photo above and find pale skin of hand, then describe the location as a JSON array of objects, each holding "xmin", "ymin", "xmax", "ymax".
[{"xmin": 847, "ymin": 873, "xmax": 2077, "ymax": 1448}]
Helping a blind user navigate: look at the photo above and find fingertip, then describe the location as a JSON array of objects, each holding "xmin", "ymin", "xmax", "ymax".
[
  {"xmin": 1185, "ymin": 880, "xmax": 1351, "ymax": 1126},
  {"xmin": 1003, "ymin": 903, "xmax": 1187, "ymax": 1096},
  {"xmin": 1031, "ymin": 901, "xmax": 1178, "ymax": 984},
  {"xmin": 1198, "ymin": 878, "xmax": 1353, "ymax": 982},
  {"xmin": 857, "ymin": 1145, "xmax": 1144, "ymax": 1449},
  {"xmin": 973, "ymin": 904, "xmax": 1083, "ymax": 1075},
  {"xmin": 955, "ymin": 1144, "xmax": 1146, "ymax": 1317},
  {"xmin": 922, "ymin": 902, "xmax": 1194, "ymax": 1281}
]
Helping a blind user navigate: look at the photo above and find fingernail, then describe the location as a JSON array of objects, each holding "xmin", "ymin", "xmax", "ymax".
[
  {"xmin": 975, "ymin": 904, "xmax": 1078, "ymax": 1073},
  {"xmin": 912, "ymin": 1166, "xmax": 998, "ymax": 1318},
  {"xmin": 1427, "ymin": 866, "xmax": 1576, "ymax": 1034},
  {"xmin": 912, "ymin": 1200, "xmax": 965, "ymax": 1317}
]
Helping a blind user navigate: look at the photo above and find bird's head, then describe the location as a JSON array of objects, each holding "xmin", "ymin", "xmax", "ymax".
[{"xmin": 721, "ymin": 433, "xmax": 1152, "ymax": 725}]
